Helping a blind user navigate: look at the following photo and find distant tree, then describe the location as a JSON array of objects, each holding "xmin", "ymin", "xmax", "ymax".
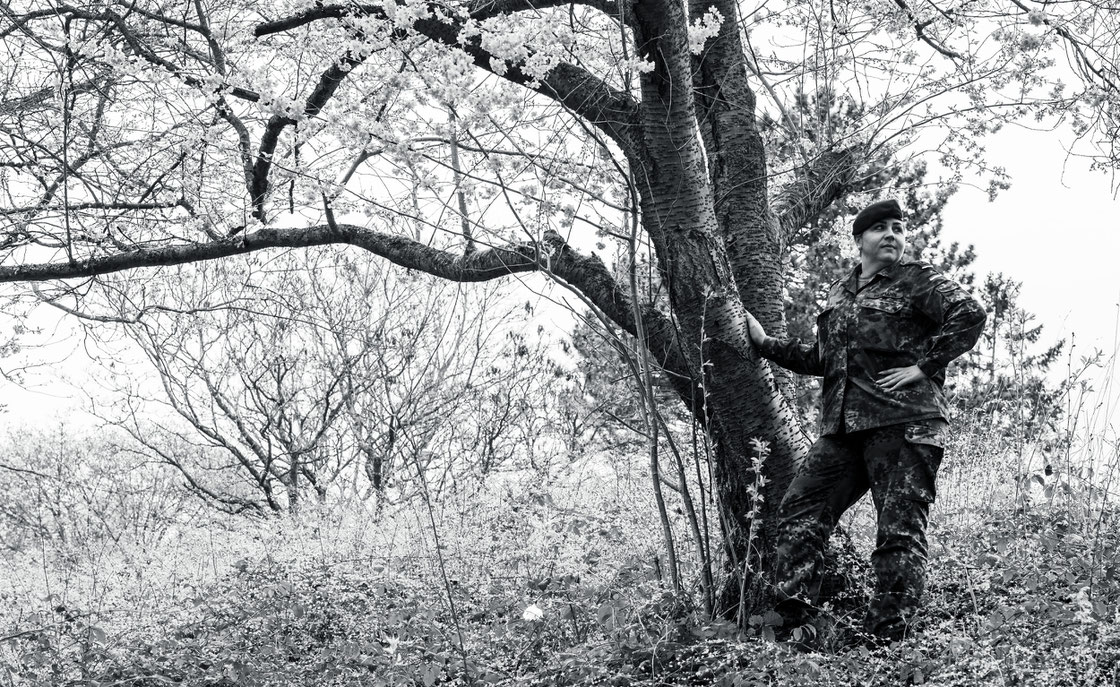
[
  {"xmin": 0, "ymin": 425, "xmax": 191, "ymax": 551},
  {"xmin": 560, "ymin": 314, "xmax": 691, "ymax": 455},
  {"xmin": 47, "ymin": 248, "xmax": 559, "ymax": 514},
  {"xmin": 949, "ymin": 273, "xmax": 1067, "ymax": 443}
]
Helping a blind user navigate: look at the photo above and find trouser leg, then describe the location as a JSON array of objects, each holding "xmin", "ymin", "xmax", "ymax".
[
  {"xmin": 862, "ymin": 425, "xmax": 943, "ymax": 639},
  {"xmin": 774, "ymin": 434, "xmax": 868, "ymax": 617}
]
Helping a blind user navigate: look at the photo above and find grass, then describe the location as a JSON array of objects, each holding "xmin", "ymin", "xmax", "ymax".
[{"xmin": 1, "ymin": 445, "xmax": 1118, "ymax": 686}]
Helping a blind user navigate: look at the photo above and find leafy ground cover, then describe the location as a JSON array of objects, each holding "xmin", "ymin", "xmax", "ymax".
[{"xmin": 2, "ymin": 462, "xmax": 1117, "ymax": 687}]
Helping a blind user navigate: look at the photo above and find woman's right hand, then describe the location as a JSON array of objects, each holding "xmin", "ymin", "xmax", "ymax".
[
  {"xmin": 706, "ymin": 293, "xmax": 768, "ymax": 352},
  {"xmin": 742, "ymin": 309, "xmax": 768, "ymax": 347}
]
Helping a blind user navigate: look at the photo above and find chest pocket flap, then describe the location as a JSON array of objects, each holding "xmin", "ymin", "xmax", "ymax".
[{"xmin": 860, "ymin": 296, "xmax": 907, "ymax": 313}]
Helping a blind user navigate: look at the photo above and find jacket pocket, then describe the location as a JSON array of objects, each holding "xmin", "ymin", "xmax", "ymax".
[
  {"xmin": 860, "ymin": 296, "xmax": 907, "ymax": 314},
  {"xmin": 858, "ymin": 297, "xmax": 911, "ymax": 351}
]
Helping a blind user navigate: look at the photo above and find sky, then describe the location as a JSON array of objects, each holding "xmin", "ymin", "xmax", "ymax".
[
  {"xmin": 938, "ymin": 125, "xmax": 1120, "ymax": 362},
  {"xmin": 931, "ymin": 123, "xmax": 1120, "ymax": 445}
]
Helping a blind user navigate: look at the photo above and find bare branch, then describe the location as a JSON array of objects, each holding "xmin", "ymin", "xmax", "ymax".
[
  {"xmin": 891, "ymin": 0, "xmax": 962, "ymax": 60},
  {"xmin": 2, "ymin": 200, "xmax": 184, "ymax": 215},
  {"xmin": 1, "ymin": 222, "xmax": 688, "ymax": 379},
  {"xmin": 136, "ymin": 435, "xmax": 267, "ymax": 515},
  {"xmin": 0, "ymin": 78, "xmax": 102, "ymax": 116},
  {"xmin": 0, "ymin": 224, "xmax": 538, "ymax": 282}
]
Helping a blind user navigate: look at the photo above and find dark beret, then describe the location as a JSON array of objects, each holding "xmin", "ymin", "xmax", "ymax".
[{"xmin": 853, "ymin": 199, "xmax": 905, "ymax": 235}]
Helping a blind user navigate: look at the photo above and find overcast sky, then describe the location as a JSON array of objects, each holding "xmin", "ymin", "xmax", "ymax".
[{"xmin": 938, "ymin": 125, "xmax": 1120, "ymax": 364}]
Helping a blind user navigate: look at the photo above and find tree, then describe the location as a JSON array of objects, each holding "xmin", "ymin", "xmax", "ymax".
[
  {"xmin": 0, "ymin": 424, "xmax": 192, "ymax": 551},
  {"xmin": 3, "ymin": 0, "xmax": 1118, "ymax": 616},
  {"xmin": 47, "ymin": 247, "xmax": 562, "ymax": 513},
  {"xmin": 949, "ymin": 272, "xmax": 1067, "ymax": 444}
]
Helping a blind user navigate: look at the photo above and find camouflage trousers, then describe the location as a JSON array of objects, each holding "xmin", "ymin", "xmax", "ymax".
[{"xmin": 773, "ymin": 422, "xmax": 943, "ymax": 639}]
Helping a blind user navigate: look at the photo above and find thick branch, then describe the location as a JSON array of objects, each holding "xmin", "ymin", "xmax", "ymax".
[
  {"xmin": 0, "ymin": 77, "xmax": 103, "ymax": 116},
  {"xmin": 546, "ymin": 240, "xmax": 688, "ymax": 379},
  {"xmin": 256, "ymin": 0, "xmax": 622, "ymax": 33},
  {"xmin": 2, "ymin": 200, "xmax": 184, "ymax": 215},
  {"xmin": 0, "ymin": 224, "xmax": 530, "ymax": 282},
  {"xmin": 250, "ymin": 52, "xmax": 366, "ymax": 221},
  {"xmin": 1, "ymin": 223, "xmax": 688, "ymax": 378},
  {"xmin": 775, "ymin": 147, "xmax": 861, "ymax": 235},
  {"xmin": 472, "ymin": 0, "xmax": 621, "ymax": 17}
]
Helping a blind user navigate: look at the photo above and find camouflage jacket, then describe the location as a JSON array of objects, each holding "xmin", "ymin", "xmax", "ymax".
[{"xmin": 758, "ymin": 259, "xmax": 987, "ymax": 436}]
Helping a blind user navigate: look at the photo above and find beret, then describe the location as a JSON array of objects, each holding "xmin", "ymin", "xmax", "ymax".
[{"xmin": 853, "ymin": 199, "xmax": 905, "ymax": 235}]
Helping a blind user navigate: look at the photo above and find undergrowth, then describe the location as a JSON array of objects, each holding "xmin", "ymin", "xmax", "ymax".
[{"xmin": 1, "ymin": 460, "xmax": 1118, "ymax": 687}]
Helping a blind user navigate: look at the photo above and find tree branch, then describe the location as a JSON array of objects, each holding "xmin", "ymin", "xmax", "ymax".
[
  {"xmin": 775, "ymin": 147, "xmax": 861, "ymax": 235},
  {"xmin": 0, "ymin": 77, "xmax": 103, "ymax": 116},
  {"xmin": 1, "ymin": 223, "xmax": 689, "ymax": 378},
  {"xmin": 254, "ymin": 3, "xmax": 640, "ymax": 156},
  {"xmin": 256, "ymin": 0, "xmax": 623, "ymax": 33},
  {"xmin": 0, "ymin": 224, "xmax": 519, "ymax": 282},
  {"xmin": 37, "ymin": 4, "xmax": 261, "ymax": 102},
  {"xmin": 472, "ymin": 0, "xmax": 621, "ymax": 18},
  {"xmin": 249, "ymin": 51, "xmax": 367, "ymax": 222},
  {"xmin": 1005, "ymin": 0, "xmax": 1120, "ymax": 95},
  {"xmin": 892, "ymin": 0, "xmax": 962, "ymax": 60}
]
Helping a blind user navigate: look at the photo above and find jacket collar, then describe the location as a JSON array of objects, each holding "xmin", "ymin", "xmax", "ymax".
[{"xmin": 845, "ymin": 259, "xmax": 906, "ymax": 293}]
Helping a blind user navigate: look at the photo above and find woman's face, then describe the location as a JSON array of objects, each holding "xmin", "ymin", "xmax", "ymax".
[{"xmin": 856, "ymin": 219, "xmax": 907, "ymax": 267}]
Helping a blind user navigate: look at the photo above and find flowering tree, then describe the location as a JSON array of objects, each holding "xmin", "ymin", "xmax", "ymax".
[{"xmin": 2, "ymin": 0, "xmax": 1117, "ymax": 614}]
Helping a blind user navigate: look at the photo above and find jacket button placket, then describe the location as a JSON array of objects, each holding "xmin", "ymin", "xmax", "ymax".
[{"xmin": 840, "ymin": 295, "xmax": 854, "ymax": 433}]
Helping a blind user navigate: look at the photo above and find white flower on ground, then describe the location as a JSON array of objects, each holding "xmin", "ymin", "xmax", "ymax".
[
  {"xmin": 1073, "ymin": 586, "xmax": 1095, "ymax": 624},
  {"xmin": 522, "ymin": 604, "xmax": 544, "ymax": 621},
  {"xmin": 382, "ymin": 635, "xmax": 400, "ymax": 654}
]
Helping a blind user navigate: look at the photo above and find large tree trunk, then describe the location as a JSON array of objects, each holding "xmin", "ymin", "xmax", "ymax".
[
  {"xmin": 686, "ymin": 0, "xmax": 811, "ymax": 524},
  {"xmin": 628, "ymin": 0, "xmax": 811, "ymax": 617}
]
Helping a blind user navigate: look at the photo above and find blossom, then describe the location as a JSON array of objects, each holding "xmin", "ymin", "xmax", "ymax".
[
  {"xmin": 689, "ymin": 7, "xmax": 724, "ymax": 55},
  {"xmin": 522, "ymin": 604, "xmax": 544, "ymax": 621}
]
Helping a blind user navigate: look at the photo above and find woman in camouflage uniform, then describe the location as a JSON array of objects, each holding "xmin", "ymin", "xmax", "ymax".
[{"xmin": 727, "ymin": 199, "xmax": 986, "ymax": 642}]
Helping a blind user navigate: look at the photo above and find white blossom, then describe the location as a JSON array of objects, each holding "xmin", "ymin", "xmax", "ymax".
[
  {"xmin": 1072, "ymin": 586, "xmax": 1095, "ymax": 624},
  {"xmin": 689, "ymin": 7, "xmax": 724, "ymax": 55},
  {"xmin": 522, "ymin": 604, "xmax": 544, "ymax": 621}
]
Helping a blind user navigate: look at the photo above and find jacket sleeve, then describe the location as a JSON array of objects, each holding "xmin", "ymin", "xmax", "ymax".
[
  {"xmin": 910, "ymin": 265, "xmax": 987, "ymax": 378},
  {"xmin": 757, "ymin": 335, "xmax": 825, "ymax": 377}
]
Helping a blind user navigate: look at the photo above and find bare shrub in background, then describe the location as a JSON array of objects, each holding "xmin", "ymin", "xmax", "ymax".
[
  {"xmin": 0, "ymin": 424, "xmax": 192, "ymax": 553},
  {"xmin": 44, "ymin": 247, "xmax": 574, "ymax": 514}
]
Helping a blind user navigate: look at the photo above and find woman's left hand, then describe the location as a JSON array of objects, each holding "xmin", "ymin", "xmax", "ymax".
[{"xmin": 877, "ymin": 365, "xmax": 927, "ymax": 392}]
